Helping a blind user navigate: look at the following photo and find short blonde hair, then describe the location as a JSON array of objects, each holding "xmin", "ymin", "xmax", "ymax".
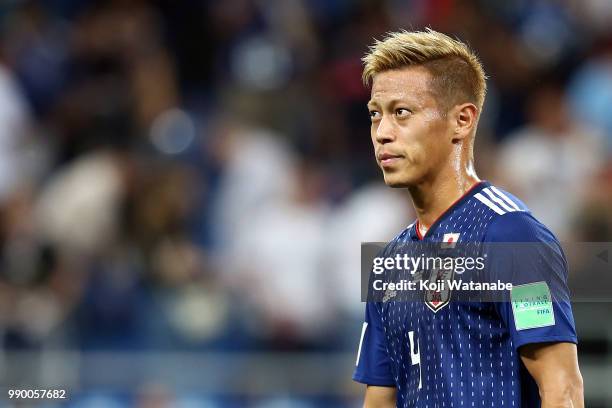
[{"xmin": 362, "ymin": 28, "xmax": 487, "ymax": 112}]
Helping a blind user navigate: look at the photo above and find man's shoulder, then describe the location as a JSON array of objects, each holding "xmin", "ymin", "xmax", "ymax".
[
  {"xmin": 484, "ymin": 209, "xmax": 558, "ymax": 244},
  {"xmin": 474, "ymin": 184, "xmax": 559, "ymax": 243},
  {"xmin": 472, "ymin": 184, "xmax": 529, "ymax": 215}
]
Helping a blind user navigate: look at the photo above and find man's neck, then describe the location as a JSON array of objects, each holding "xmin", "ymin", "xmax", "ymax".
[{"xmin": 409, "ymin": 169, "xmax": 480, "ymax": 235}]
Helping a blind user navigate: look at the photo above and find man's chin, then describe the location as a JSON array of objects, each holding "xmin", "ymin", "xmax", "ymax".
[{"xmin": 383, "ymin": 174, "xmax": 414, "ymax": 188}]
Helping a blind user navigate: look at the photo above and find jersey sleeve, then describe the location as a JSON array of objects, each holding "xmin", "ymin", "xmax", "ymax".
[
  {"xmin": 352, "ymin": 302, "xmax": 396, "ymax": 386},
  {"xmin": 483, "ymin": 211, "xmax": 577, "ymax": 350}
]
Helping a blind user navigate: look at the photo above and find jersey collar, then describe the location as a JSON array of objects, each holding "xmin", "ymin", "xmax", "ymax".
[{"xmin": 411, "ymin": 180, "xmax": 489, "ymax": 240}]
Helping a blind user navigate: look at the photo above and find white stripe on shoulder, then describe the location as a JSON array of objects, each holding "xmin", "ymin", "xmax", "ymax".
[
  {"xmin": 475, "ymin": 193, "xmax": 506, "ymax": 215},
  {"xmin": 490, "ymin": 186, "xmax": 521, "ymax": 211},
  {"xmin": 482, "ymin": 187, "xmax": 516, "ymax": 212}
]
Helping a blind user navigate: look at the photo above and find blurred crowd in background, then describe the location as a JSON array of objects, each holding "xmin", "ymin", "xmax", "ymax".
[{"xmin": 0, "ymin": 0, "xmax": 611, "ymax": 407}]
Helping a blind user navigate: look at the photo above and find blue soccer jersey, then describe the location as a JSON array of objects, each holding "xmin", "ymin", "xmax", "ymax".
[{"xmin": 353, "ymin": 181, "xmax": 577, "ymax": 407}]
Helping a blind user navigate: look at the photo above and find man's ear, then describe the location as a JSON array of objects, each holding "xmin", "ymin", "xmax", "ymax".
[{"xmin": 451, "ymin": 103, "xmax": 478, "ymax": 143}]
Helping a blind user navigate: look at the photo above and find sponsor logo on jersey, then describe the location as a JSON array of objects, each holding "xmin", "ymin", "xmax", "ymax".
[{"xmin": 383, "ymin": 288, "xmax": 397, "ymax": 303}]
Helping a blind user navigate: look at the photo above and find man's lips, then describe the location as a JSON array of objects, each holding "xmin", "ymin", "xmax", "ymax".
[{"xmin": 377, "ymin": 152, "xmax": 404, "ymax": 167}]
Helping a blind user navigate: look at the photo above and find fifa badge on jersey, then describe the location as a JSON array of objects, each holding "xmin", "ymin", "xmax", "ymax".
[{"xmin": 441, "ymin": 233, "xmax": 460, "ymax": 248}]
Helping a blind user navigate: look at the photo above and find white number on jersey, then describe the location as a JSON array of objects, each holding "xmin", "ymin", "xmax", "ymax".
[{"xmin": 408, "ymin": 331, "xmax": 422, "ymax": 389}]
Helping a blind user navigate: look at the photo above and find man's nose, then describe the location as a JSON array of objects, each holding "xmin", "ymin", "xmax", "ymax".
[{"xmin": 375, "ymin": 115, "xmax": 396, "ymax": 144}]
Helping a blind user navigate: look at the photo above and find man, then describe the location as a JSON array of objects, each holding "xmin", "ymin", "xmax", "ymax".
[{"xmin": 353, "ymin": 29, "xmax": 584, "ymax": 407}]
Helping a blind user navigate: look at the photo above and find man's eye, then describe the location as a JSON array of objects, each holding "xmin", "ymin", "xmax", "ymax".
[
  {"xmin": 369, "ymin": 110, "xmax": 381, "ymax": 120},
  {"xmin": 395, "ymin": 108, "xmax": 411, "ymax": 118}
]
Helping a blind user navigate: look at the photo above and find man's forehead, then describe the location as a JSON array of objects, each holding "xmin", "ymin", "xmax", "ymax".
[{"xmin": 369, "ymin": 66, "xmax": 434, "ymax": 104}]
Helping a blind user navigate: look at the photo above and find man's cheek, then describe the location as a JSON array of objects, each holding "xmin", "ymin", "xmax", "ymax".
[{"xmin": 404, "ymin": 145, "xmax": 426, "ymax": 165}]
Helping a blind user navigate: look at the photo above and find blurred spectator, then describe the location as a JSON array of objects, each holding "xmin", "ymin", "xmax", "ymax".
[
  {"xmin": 0, "ymin": 63, "xmax": 38, "ymax": 201},
  {"xmin": 35, "ymin": 150, "xmax": 125, "ymax": 256},
  {"xmin": 227, "ymin": 153, "xmax": 333, "ymax": 347},
  {"xmin": 568, "ymin": 54, "xmax": 612, "ymax": 153},
  {"xmin": 210, "ymin": 125, "xmax": 295, "ymax": 253},
  {"xmin": 324, "ymin": 184, "xmax": 412, "ymax": 318},
  {"xmin": 495, "ymin": 80, "xmax": 605, "ymax": 239}
]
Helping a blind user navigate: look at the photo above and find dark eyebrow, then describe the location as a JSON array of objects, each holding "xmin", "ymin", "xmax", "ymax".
[{"xmin": 367, "ymin": 98, "xmax": 411, "ymax": 109}]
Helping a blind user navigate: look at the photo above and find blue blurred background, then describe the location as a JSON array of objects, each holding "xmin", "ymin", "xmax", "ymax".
[{"xmin": 0, "ymin": 0, "xmax": 611, "ymax": 407}]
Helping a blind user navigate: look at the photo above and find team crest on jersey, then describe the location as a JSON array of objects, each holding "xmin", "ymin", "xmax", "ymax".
[
  {"xmin": 441, "ymin": 232, "xmax": 460, "ymax": 248},
  {"xmin": 424, "ymin": 268, "xmax": 455, "ymax": 312}
]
